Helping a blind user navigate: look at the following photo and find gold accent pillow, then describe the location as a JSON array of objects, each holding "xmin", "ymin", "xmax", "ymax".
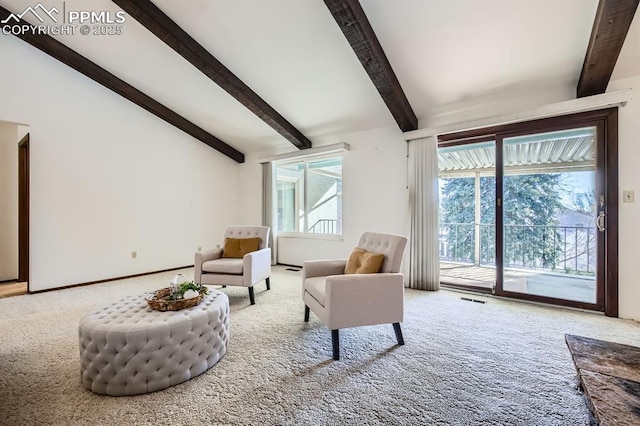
[
  {"xmin": 222, "ymin": 237, "xmax": 261, "ymax": 258},
  {"xmin": 344, "ymin": 247, "xmax": 385, "ymax": 274}
]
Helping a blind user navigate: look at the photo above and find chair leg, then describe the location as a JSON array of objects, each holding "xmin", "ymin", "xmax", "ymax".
[
  {"xmin": 248, "ymin": 287, "xmax": 255, "ymax": 305},
  {"xmin": 304, "ymin": 305, "xmax": 310, "ymax": 322},
  {"xmin": 332, "ymin": 329, "xmax": 340, "ymax": 360},
  {"xmin": 393, "ymin": 323, "xmax": 405, "ymax": 345},
  {"xmin": 266, "ymin": 277, "xmax": 271, "ymax": 290}
]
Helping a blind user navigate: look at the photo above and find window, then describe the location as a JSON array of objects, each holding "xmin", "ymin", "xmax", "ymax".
[{"xmin": 275, "ymin": 155, "xmax": 342, "ymax": 236}]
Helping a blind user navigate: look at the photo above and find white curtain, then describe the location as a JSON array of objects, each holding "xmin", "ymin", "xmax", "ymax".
[
  {"xmin": 262, "ymin": 162, "xmax": 277, "ymax": 265},
  {"xmin": 408, "ymin": 136, "xmax": 440, "ymax": 290}
]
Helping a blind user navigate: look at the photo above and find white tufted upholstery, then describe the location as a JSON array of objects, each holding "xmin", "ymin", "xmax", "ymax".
[
  {"xmin": 224, "ymin": 226, "xmax": 269, "ymax": 249},
  {"xmin": 78, "ymin": 291, "xmax": 229, "ymax": 396},
  {"xmin": 195, "ymin": 226, "xmax": 271, "ymax": 305},
  {"xmin": 302, "ymin": 232, "xmax": 408, "ymax": 360},
  {"xmin": 356, "ymin": 232, "xmax": 407, "ymax": 274}
]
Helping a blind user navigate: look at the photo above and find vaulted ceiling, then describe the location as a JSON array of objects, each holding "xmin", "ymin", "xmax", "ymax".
[{"xmin": 2, "ymin": 0, "xmax": 639, "ymax": 160}]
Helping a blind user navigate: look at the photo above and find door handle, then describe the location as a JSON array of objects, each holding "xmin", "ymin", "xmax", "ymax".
[{"xmin": 596, "ymin": 211, "xmax": 606, "ymax": 232}]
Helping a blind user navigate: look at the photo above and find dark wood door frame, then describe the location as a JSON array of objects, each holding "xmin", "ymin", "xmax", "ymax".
[
  {"xmin": 438, "ymin": 108, "xmax": 619, "ymax": 317},
  {"xmin": 18, "ymin": 134, "xmax": 29, "ymax": 287},
  {"xmin": 604, "ymin": 109, "xmax": 619, "ymax": 317}
]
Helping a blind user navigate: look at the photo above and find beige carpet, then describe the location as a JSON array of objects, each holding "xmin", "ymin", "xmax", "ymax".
[{"xmin": 1, "ymin": 266, "xmax": 638, "ymax": 425}]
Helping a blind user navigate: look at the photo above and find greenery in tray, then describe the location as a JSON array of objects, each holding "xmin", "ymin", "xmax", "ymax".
[{"xmin": 167, "ymin": 281, "xmax": 208, "ymax": 300}]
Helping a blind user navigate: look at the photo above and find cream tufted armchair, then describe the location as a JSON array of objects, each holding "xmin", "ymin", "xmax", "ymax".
[
  {"xmin": 195, "ymin": 226, "xmax": 271, "ymax": 305},
  {"xmin": 302, "ymin": 232, "xmax": 408, "ymax": 360}
]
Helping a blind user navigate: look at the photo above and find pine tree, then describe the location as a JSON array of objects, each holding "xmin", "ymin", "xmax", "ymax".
[{"xmin": 440, "ymin": 174, "xmax": 563, "ymax": 269}]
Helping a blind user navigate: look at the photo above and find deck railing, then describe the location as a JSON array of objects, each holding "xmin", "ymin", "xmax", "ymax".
[
  {"xmin": 308, "ymin": 219, "xmax": 337, "ymax": 234},
  {"xmin": 439, "ymin": 222, "xmax": 596, "ymax": 274}
]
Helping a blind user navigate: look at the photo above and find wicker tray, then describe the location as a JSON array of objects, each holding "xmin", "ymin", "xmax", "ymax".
[{"xmin": 145, "ymin": 287, "xmax": 205, "ymax": 311}]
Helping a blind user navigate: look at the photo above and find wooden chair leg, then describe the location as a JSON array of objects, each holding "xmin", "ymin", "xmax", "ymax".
[
  {"xmin": 332, "ymin": 329, "xmax": 340, "ymax": 360},
  {"xmin": 266, "ymin": 277, "xmax": 271, "ymax": 290},
  {"xmin": 304, "ymin": 305, "xmax": 310, "ymax": 322},
  {"xmin": 393, "ymin": 323, "xmax": 405, "ymax": 345},
  {"xmin": 248, "ymin": 287, "xmax": 255, "ymax": 305}
]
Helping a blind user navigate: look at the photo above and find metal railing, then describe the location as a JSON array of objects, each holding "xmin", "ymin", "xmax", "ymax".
[
  {"xmin": 308, "ymin": 219, "xmax": 337, "ymax": 234},
  {"xmin": 439, "ymin": 222, "xmax": 596, "ymax": 274}
]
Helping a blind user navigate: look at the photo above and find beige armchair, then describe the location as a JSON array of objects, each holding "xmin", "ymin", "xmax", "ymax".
[
  {"xmin": 302, "ymin": 232, "xmax": 408, "ymax": 360},
  {"xmin": 195, "ymin": 226, "xmax": 271, "ymax": 305}
]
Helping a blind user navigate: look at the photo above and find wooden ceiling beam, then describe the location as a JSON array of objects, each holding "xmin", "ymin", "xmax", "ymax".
[
  {"xmin": 113, "ymin": 0, "xmax": 312, "ymax": 150},
  {"xmin": 324, "ymin": 0, "xmax": 418, "ymax": 131},
  {"xmin": 0, "ymin": 6, "xmax": 244, "ymax": 163},
  {"xmin": 577, "ymin": 0, "xmax": 640, "ymax": 98}
]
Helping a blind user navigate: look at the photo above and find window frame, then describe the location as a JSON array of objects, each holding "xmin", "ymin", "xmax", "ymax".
[{"xmin": 274, "ymin": 152, "xmax": 344, "ymax": 239}]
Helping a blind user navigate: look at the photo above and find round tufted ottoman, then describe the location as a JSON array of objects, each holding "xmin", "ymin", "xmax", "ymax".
[{"xmin": 78, "ymin": 290, "xmax": 229, "ymax": 396}]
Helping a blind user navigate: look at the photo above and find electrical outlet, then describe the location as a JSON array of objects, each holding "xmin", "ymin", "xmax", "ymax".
[
  {"xmin": 131, "ymin": 251, "xmax": 137, "ymax": 259},
  {"xmin": 216, "ymin": 244, "xmax": 221, "ymax": 248},
  {"xmin": 197, "ymin": 246, "xmax": 202, "ymax": 252},
  {"xmin": 623, "ymin": 190, "xmax": 635, "ymax": 203}
]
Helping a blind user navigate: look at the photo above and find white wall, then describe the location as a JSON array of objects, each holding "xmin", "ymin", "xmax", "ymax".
[
  {"xmin": 237, "ymin": 125, "xmax": 410, "ymax": 267},
  {"xmin": 0, "ymin": 122, "xmax": 18, "ymax": 281},
  {"xmin": 0, "ymin": 35, "xmax": 239, "ymax": 291},
  {"xmin": 236, "ymin": 153, "xmax": 263, "ymax": 226},
  {"xmin": 422, "ymin": 84, "xmax": 577, "ymax": 130},
  {"xmin": 607, "ymin": 74, "xmax": 640, "ymax": 320}
]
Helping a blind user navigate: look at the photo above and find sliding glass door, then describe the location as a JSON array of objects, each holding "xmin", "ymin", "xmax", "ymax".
[
  {"xmin": 496, "ymin": 126, "xmax": 603, "ymax": 307},
  {"xmin": 438, "ymin": 109, "xmax": 616, "ymax": 313}
]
